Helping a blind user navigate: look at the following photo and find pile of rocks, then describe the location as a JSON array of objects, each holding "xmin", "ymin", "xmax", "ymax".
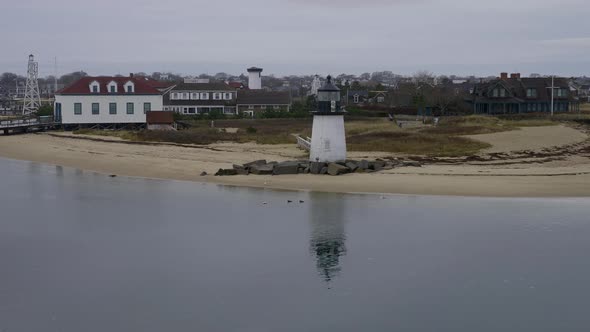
[{"xmin": 214, "ymin": 159, "xmax": 421, "ymax": 176}]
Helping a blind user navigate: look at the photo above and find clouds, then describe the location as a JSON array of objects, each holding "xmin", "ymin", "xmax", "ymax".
[{"xmin": 0, "ymin": 0, "xmax": 589, "ymax": 76}]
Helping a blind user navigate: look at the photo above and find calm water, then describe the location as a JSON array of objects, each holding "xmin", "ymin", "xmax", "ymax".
[{"xmin": 1, "ymin": 158, "xmax": 590, "ymax": 331}]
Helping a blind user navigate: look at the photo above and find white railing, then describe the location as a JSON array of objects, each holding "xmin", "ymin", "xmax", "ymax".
[
  {"xmin": 0, "ymin": 116, "xmax": 56, "ymax": 129},
  {"xmin": 296, "ymin": 135, "xmax": 311, "ymax": 151}
]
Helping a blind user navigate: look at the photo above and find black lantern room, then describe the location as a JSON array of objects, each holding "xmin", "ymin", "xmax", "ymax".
[{"xmin": 314, "ymin": 75, "xmax": 344, "ymax": 115}]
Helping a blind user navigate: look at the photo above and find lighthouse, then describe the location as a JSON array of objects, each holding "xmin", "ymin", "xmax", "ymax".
[{"xmin": 310, "ymin": 75, "xmax": 346, "ymax": 163}]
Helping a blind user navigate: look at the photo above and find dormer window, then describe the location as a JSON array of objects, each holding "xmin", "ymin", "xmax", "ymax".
[
  {"xmin": 526, "ymin": 88, "xmax": 537, "ymax": 98},
  {"xmin": 124, "ymin": 81, "xmax": 135, "ymax": 93},
  {"xmin": 107, "ymin": 81, "xmax": 117, "ymax": 93},
  {"xmin": 492, "ymin": 87, "xmax": 506, "ymax": 98},
  {"xmin": 89, "ymin": 81, "xmax": 100, "ymax": 93}
]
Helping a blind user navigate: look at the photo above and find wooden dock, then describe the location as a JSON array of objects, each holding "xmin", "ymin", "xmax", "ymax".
[{"xmin": 0, "ymin": 116, "xmax": 60, "ymax": 135}]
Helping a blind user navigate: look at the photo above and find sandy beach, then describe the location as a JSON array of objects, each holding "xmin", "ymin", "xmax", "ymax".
[{"xmin": 0, "ymin": 124, "xmax": 589, "ymax": 197}]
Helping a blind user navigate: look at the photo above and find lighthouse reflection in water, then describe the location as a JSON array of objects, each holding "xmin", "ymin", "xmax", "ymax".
[{"xmin": 309, "ymin": 193, "xmax": 347, "ymax": 283}]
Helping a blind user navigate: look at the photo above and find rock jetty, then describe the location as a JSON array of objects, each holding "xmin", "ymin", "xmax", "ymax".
[{"xmin": 213, "ymin": 159, "xmax": 421, "ymax": 177}]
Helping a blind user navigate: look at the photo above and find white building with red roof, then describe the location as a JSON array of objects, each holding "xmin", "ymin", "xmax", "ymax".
[{"xmin": 54, "ymin": 75, "xmax": 164, "ymax": 127}]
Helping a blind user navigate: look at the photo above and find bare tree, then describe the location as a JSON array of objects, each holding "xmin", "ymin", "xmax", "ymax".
[{"xmin": 412, "ymin": 70, "xmax": 436, "ymax": 86}]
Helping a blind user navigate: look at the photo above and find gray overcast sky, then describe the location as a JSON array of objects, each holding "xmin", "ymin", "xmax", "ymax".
[{"xmin": 2, "ymin": 0, "xmax": 589, "ymax": 77}]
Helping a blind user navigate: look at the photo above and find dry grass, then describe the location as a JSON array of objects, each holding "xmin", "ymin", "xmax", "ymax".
[
  {"xmin": 347, "ymin": 131, "xmax": 490, "ymax": 156},
  {"xmin": 72, "ymin": 115, "xmax": 564, "ymax": 157}
]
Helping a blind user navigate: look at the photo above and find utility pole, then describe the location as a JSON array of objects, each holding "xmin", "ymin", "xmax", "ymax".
[
  {"xmin": 551, "ymin": 75, "xmax": 554, "ymax": 117},
  {"xmin": 54, "ymin": 57, "xmax": 58, "ymax": 94},
  {"xmin": 546, "ymin": 75, "xmax": 556, "ymax": 117}
]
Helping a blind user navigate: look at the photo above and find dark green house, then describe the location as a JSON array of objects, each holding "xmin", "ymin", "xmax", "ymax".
[{"xmin": 468, "ymin": 73, "xmax": 579, "ymax": 114}]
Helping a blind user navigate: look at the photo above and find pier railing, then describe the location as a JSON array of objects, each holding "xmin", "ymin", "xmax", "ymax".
[
  {"xmin": 296, "ymin": 135, "xmax": 311, "ymax": 151},
  {"xmin": 0, "ymin": 116, "xmax": 59, "ymax": 131}
]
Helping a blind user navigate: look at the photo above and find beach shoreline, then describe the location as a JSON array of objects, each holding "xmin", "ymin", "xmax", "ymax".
[{"xmin": 0, "ymin": 128, "xmax": 589, "ymax": 197}]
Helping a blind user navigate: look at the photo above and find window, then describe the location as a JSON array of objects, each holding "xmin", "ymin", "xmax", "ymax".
[
  {"xmin": 273, "ymin": 105, "xmax": 280, "ymax": 110},
  {"xmin": 493, "ymin": 89, "xmax": 499, "ymax": 97},
  {"xmin": 224, "ymin": 93, "xmax": 232, "ymax": 100},
  {"xmin": 377, "ymin": 96, "xmax": 385, "ymax": 103},
  {"xmin": 353, "ymin": 95, "xmax": 359, "ymax": 103},
  {"xmin": 248, "ymin": 105, "xmax": 254, "ymax": 110},
  {"xmin": 200, "ymin": 93, "xmax": 209, "ymax": 100},
  {"xmin": 74, "ymin": 103, "xmax": 82, "ymax": 115},
  {"xmin": 92, "ymin": 103, "xmax": 99, "ymax": 115},
  {"xmin": 92, "ymin": 85, "xmax": 99, "ymax": 93},
  {"xmin": 191, "ymin": 93, "xmax": 199, "ymax": 100},
  {"xmin": 126, "ymin": 102, "xmax": 134, "ymax": 114},
  {"xmin": 527, "ymin": 88, "xmax": 537, "ymax": 98},
  {"xmin": 126, "ymin": 85, "xmax": 134, "ymax": 93},
  {"xmin": 500, "ymin": 89, "xmax": 506, "ymax": 97},
  {"xmin": 143, "ymin": 102, "xmax": 151, "ymax": 113},
  {"xmin": 108, "ymin": 82, "xmax": 117, "ymax": 93},
  {"xmin": 213, "ymin": 93, "xmax": 221, "ymax": 100},
  {"xmin": 171, "ymin": 92, "xmax": 178, "ymax": 100},
  {"xmin": 557, "ymin": 89, "xmax": 567, "ymax": 97},
  {"xmin": 109, "ymin": 103, "xmax": 117, "ymax": 114},
  {"xmin": 183, "ymin": 92, "xmax": 188, "ymax": 100}
]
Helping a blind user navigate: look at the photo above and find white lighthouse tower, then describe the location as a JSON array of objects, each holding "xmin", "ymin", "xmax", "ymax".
[
  {"xmin": 310, "ymin": 75, "xmax": 346, "ymax": 163},
  {"xmin": 247, "ymin": 67, "xmax": 263, "ymax": 90}
]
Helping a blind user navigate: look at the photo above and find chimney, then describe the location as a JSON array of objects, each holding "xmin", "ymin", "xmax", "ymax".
[
  {"xmin": 129, "ymin": 73, "xmax": 134, "ymax": 78},
  {"xmin": 510, "ymin": 73, "xmax": 521, "ymax": 79},
  {"xmin": 247, "ymin": 67, "xmax": 263, "ymax": 90},
  {"xmin": 500, "ymin": 72, "xmax": 508, "ymax": 80}
]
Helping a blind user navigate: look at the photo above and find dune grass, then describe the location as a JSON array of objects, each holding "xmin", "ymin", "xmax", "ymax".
[
  {"xmin": 347, "ymin": 131, "xmax": 491, "ymax": 156},
  {"xmin": 72, "ymin": 115, "xmax": 563, "ymax": 157}
]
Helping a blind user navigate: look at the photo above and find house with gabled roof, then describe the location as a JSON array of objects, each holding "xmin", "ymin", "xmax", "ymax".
[
  {"xmin": 468, "ymin": 73, "xmax": 580, "ymax": 114},
  {"xmin": 54, "ymin": 75, "xmax": 165, "ymax": 127},
  {"xmin": 236, "ymin": 90, "xmax": 291, "ymax": 117},
  {"xmin": 346, "ymin": 90, "xmax": 369, "ymax": 105}
]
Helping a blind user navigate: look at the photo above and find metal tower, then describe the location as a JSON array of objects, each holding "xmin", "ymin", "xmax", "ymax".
[{"xmin": 23, "ymin": 54, "xmax": 41, "ymax": 116}]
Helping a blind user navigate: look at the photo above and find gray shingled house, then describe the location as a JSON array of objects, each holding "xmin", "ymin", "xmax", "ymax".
[
  {"xmin": 236, "ymin": 90, "xmax": 292, "ymax": 116},
  {"xmin": 468, "ymin": 73, "xmax": 580, "ymax": 114}
]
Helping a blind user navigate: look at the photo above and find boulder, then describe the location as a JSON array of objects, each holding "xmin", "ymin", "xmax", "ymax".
[
  {"xmin": 345, "ymin": 162, "xmax": 358, "ymax": 172},
  {"xmin": 215, "ymin": 168, "xmax": 238, "ymax": 176},
  {"xmin": 327, "ymin": 163, "xmax": 350, "ymax": 176},
  {"xmin": 310, "ymin": 162, "xmax": 326, "ymax": 175},
  {"xmin": 298, "ymin": 162, "xmax": 310, "ymax": 169},
  {"xmin": 369, "ymin": 161, "xmax": 386, "ymax": 170},
  {"xmin": 232, "ymin": 164, "xmax": 249, "ymax": 175},
  {"xmin": 359, "ymin": 159, "xmax": 370, "ymax": 170},
  {"xmin": 243, "ymin": 160, "xmax": 267, "ymax": 168},
  {"xmin": 320, "ymin": 167, "xmax": 328, "ymax": 175},
  {"xmin": 403, "ymin": 160, "xmax": 422, "ymax": 167},
  {"xmin": 273, "ymin": 161, "xmax": 300, "ymax": 175},
  {"xmin": 200, "ymin": 171, "xmax": 207, "ymax": 176},
  {"xmin": 250, "ymin": 164, "xmax": 274, "ymax": 175}
]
